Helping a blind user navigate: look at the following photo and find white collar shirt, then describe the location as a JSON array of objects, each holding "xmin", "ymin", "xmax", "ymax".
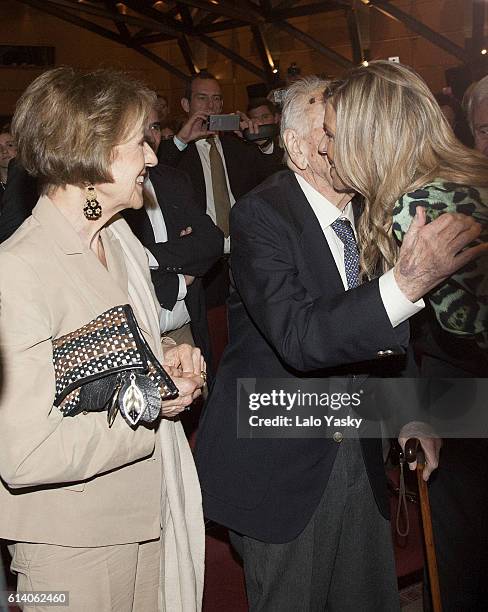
[{"xmin": 294, "ymin": 172, "xmax": 423, "ymax": 327}]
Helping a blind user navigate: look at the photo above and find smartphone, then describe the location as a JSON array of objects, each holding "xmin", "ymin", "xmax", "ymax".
[
  {"xmin": 242, "ymin": 123, "xmax": 279, "ymax": 142},
  {"xmin": 207, "ymin": 114, "xmax": 241, "ymax": 131}
]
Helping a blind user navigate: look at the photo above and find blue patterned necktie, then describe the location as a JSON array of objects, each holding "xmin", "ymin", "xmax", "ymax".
[{"xmin": 331, "ymin": 218, "xmax": 360, "ymax": 289}]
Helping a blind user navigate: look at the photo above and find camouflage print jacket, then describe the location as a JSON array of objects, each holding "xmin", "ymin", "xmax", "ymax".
[{"xmin": 392, "ymin": 180, "xmax": 488, "ymax": 351}]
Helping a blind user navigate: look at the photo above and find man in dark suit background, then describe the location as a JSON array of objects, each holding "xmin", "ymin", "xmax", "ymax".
[
  {"xmin": 123, "ymin": 103, "xmax": 223, "ymax": 369},
  {"xmin": 0, "ymin": 158, "xmax": 38, "ymax": 243},
  {"xmin": 246, "ymin": 97, "xmax": 283, "ymax": 166},
  {"xmin": 195, "ymin": 77, "xmax": 479, "ymax": 610},
  {"xmin": 158, "ymin": 71, "xmax": 281, "ymax": 307}
]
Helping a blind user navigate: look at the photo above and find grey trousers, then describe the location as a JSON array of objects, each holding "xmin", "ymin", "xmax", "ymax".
[{"xmin": 230, "ymin": 440, "xmax": 400, "ymax": 612}]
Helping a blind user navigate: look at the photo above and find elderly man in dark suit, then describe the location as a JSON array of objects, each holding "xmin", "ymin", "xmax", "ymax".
[
  {"xmin": 158, "ymin": 71, "xmax": 281, "ymax": 307},
  {"xmin": 124, "ymin": 104, "xmax": 223, "ymax": 369},
  {"xmin": 195, "ymin": 77, "xmax": 481, "ymax": 611}
]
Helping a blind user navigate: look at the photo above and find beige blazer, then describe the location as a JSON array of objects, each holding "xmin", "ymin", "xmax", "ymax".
[{"xmin": 0, "ymin": 197, "xmax": 204, "ymax": 610}]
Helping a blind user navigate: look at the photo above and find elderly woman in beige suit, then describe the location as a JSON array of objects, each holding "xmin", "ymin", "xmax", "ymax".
[{"xmin": 0, "ymin": 68, "xmax": 205, "ymax": 611}]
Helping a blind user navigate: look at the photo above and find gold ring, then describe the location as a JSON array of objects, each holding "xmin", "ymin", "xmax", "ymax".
[{"xmin": 200, "ymin": 370, "xmax": 207, "ymax": 384}]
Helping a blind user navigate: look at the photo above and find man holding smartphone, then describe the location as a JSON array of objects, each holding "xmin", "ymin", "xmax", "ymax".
[{"xmin": 158, "ymin": 71, "xmax": 282, "ymax": 308}]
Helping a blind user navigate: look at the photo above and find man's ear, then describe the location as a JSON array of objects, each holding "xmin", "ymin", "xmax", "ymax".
[
  {"xmin": 283, "ymin": 129, "xmax": 307, "ymax": 170},
  {"xmin": 181, "ymin": 97, "xmax": 190, "ymax": 114}
]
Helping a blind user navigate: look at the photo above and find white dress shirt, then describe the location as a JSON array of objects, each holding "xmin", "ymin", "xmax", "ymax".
[
  {"xmin": 175, "ymin": 135, "xmax": 234, "ymax": 253},
  {"xmin": 143, "ymin": 178, "xmax": 191, "ymax": 333},
  {"xmin": 295, "ymin": 173, "xmax": 424, "ymax": 328}
]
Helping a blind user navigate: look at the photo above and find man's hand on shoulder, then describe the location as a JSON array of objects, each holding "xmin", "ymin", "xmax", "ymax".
[{"xmin": 394, "ymin": 207, "xmax": 488, "ymax": 302}]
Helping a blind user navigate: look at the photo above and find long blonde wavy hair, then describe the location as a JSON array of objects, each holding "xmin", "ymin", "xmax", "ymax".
[{"xmin": 328, "ymin": 61, "xmax": 488, "ymax": 278}]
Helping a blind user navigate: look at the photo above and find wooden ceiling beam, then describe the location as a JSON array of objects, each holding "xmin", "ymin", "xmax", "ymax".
[
  {"xmin": 346, "ymin": 6, "xmax": 363, "ymax": 64},
  {"xmin": 274, "ymin": 20, "xmax": 354, "ymax": 69},
  {"xmin": 14, "ymin": 0, "xmax": 189, "ymax": 81},
  {"xmin": 367, "ymin": 0, "xmax": 469, "ymax": 63},
  {"xmin": 178, "ymin": 35, "xmax": 199, "ymax": 74},
  {"xmin": 120, "ymin": 0, "xmax": 186, "ymax": 37},
  {"xmin": 173, "ymin": 0, "xmax": 263, "ymax": 24},
  {"xmin": 104, "ymin": 0, "xmax": 131, "ymax": 42},
  {"xmin": 271, "ymin": 1, "xmax": 345, "ymax": 21},
  {"xmin": 251, "ymin": 24, "xmax": 276, "ymax": 81},
  {"xmin": 197, "ymin": 33, "xmax": 268, "ymax": 79},
  {"xmin": 194, "ymin": 19, "xmax": 247, "ymax": 35}
]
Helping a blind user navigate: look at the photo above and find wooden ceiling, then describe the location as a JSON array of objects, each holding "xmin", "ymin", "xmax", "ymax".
[{"xmin": 12, "ymin": 0, "xmax": 483, "ymax": 83}]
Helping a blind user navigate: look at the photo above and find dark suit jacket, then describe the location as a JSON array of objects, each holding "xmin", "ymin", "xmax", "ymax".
[
  {"xmin": 158, "ymin": 134, "xmax": 283, "ymax": 212},
  {"xmin": 123, "ymin": 163, "xmax": 224, "ymax": 366},
  {"xmin": 0, "ymin": 159, "xmax": 38, "ymax": 243},
  {"xmin": 195, "ymin": 170, "xmax": 410, "ymax": 543}
]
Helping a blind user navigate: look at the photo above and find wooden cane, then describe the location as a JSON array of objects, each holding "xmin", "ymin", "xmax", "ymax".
[{"xmin": 405, "ymin": 438, "xmax": 442, "ymax": 612}]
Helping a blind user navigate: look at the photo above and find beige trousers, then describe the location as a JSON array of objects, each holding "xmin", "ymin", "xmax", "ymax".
[{"xmin": 8, "ymin": 538, "xmax": 160, "ymax": 612}]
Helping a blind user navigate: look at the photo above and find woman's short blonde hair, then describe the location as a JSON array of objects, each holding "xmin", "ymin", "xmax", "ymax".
[{"xmin": 12, "ymin": 67, "xmax": 156, "ymax": 191}]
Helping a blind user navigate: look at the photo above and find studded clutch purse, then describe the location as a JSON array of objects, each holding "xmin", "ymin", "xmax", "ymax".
[{"xmin": 52, "ymin": 304, "xmax": 179, "ymax": 426}]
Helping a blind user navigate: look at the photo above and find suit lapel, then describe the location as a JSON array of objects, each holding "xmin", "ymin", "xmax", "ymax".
[
  {"xmin": 32, "ymin": 198, "xmax": 130, "ymax": 320},
  {"xmin": 123, "ymin": 202, "xmax": 154, "ymax": 245},
  {"xmin": 137, "ymin": 206, "xmax": 155, "ymax": 244},
  {"xmin": 184, "ymin": 144, "xmax": 207, "ymax": 212},
  {"xmin": 220, "ymin": 136, "xmax": 248, "ymax": 200},
  {"xmin": 286, "ymin": 173, "xmax": 345, "ymax": 296},
  {"xmin": 148, "ymin": 169, "xmax": 178, "ymax": 240}
]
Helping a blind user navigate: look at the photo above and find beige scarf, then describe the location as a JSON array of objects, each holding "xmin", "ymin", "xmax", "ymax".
[{"xmin": 110, "ymin": 217, "xmax": 204, "ymax": 611}]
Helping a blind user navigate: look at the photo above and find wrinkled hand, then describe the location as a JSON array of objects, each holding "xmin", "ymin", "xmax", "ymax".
[
  {"xmin": 163, "ymin": 343, "xmax": 206, "ymax": 379},
  {"xmin": 394, "ymin": 207, "xmax": 488, "ymax": 302},
  {"xmin": 160, "ymin": 368, "xmax": 203, "ymax": 417},
  {"xmin": 177, "ymin": 112, "xmax": 215, "ymax": 144},
  {"xmin": 160, "ymin": 344, "xmax": 206, "ymax": 417},
  {"xmin": 398, "ymin": 421, "xmax": 442, "ymax": 482}
]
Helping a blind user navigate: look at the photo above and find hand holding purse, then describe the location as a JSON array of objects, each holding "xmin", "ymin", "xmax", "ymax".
[{"xmin": 52, "ymin": 304, "xmax": 178, "ymax": 426}]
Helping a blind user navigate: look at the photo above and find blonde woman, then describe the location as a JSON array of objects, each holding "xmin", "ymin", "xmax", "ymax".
[{"xmin": 321, "ymin": 60, "xmax": 488, "ymax": 611}]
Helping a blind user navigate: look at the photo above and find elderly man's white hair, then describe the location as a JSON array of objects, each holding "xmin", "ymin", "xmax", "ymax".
[
  {"xmin": 280, "ymin": 75, "xmax": 330, "ymax": 162},
  {"xmin": 463, "ymin": 75, "xmax": 488, "ymax": 134}
]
